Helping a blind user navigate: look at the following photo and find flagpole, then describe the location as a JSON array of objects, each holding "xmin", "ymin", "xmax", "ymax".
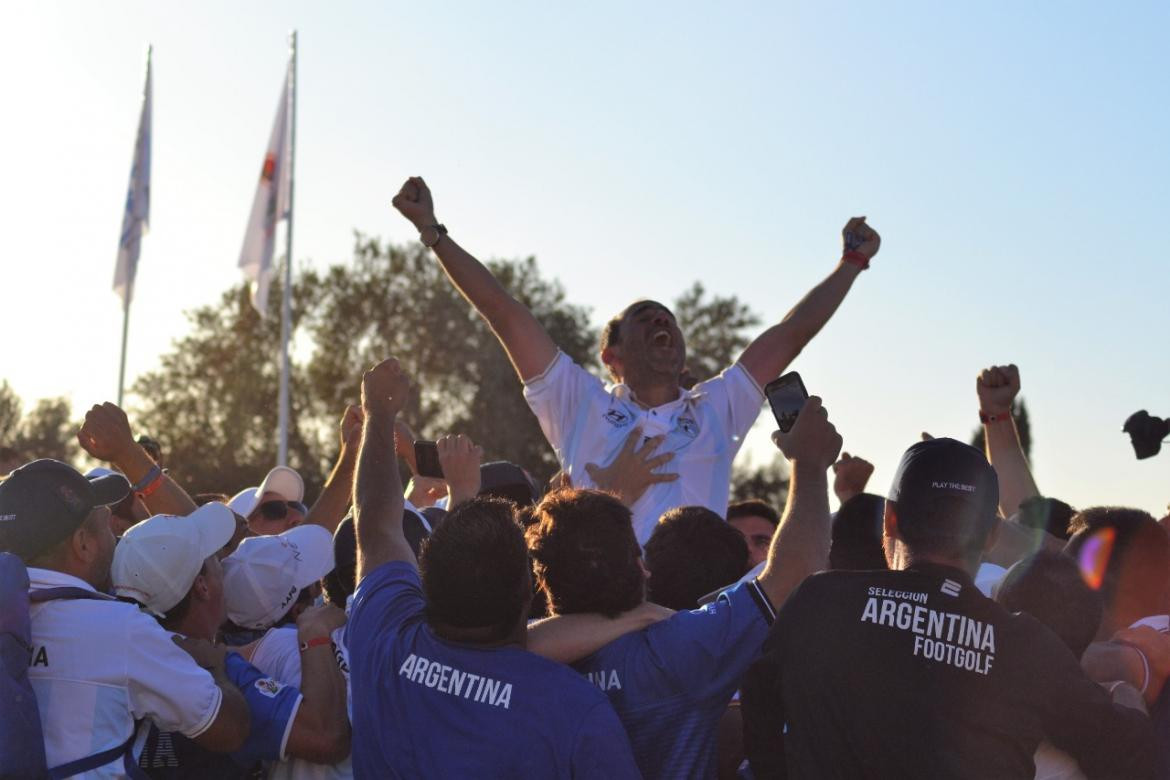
[
  {"xmin": 278, "ymin": 31, "xmax": 297, "ymax": 467},
  {"xmin": 117, "ymin": 292, "xmax": 131, "ymax": 406}
]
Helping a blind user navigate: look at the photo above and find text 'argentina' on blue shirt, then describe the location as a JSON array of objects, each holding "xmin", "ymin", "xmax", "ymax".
[{"xmin": 346, "ymin": 560, "xmax": 639, "ymax": 779}]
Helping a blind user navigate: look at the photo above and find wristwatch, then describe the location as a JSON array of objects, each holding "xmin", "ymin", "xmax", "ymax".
[{"xmin": 420, "ymin": 223, "xmax": 448, "ymax": 248}]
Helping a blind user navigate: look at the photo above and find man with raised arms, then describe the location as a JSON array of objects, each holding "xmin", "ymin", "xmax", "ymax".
[{"xmin": 391, "ymin": 177, "xmax": 880, "ymax": 542}]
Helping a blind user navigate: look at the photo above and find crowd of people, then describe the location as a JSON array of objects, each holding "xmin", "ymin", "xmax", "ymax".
[{"xmin": 2, "ymin": 176, "xmax": 1169, "ymax": 779}]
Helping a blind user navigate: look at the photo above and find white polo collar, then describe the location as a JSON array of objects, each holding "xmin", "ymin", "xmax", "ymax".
[
  {"xmin": 27, "ymin": 567, "xmax": 98, "ymax": 593},
  {"xmin": 612, "ymin": 383, "xmax": 706, "ymax": 410}
]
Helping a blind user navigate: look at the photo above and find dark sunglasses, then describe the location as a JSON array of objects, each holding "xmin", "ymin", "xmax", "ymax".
[{"xmin": 257, "ymin": 500, "xmax": 308, "ymax": 520}]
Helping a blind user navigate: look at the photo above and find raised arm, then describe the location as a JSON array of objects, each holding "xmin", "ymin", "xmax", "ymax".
[
  {"xmin": 78, "ymin": 402, "xmax": 197, "ymax": 517},
  {"xmin": 738, "ymin": 218, "xmax": 880, "ymax": 388},
  {"xmin": 354, "ymin": 358, "xmax": 414, "ymax": 584},
  {"xmin": 977, "ymin": 364, "xmax": 1040, "ymax": 517},
  {"xmin": 392, "ymin": 177, "xmax": 557, "ymax": 381},
  {"xmin": 304, "ymin": 405, "xmax": 362, "ymax": 535},
  {"xmin": 755, "ymin": 396, "xmax": 843, "ymax": 609}
]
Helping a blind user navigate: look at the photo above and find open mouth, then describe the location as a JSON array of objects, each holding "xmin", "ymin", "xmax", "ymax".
[{"xmin": 651, "ymin": 328, "xmax": 672, "ymax": 347}]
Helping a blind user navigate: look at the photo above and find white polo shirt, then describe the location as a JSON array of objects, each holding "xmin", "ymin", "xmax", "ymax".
[
  {"xmin": 524, "ymin": 351, "xmax": 764, "ymax": 543},
  {"xmin": 27, "ymin": 568, "xmax": 223, "ymax": 778},
  {"xmin": 250, "ymin": 624, "xmax": 352, "ymax": 780}
]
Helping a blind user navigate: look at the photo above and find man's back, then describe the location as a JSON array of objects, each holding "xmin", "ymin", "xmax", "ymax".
[
  {"xmin": 27, "ymin": 568, "xmax": 224, "ymax": 778},
  {"xmin": 572, "ymin": 578, "xmax": 772, "ymax": 779},
  {"xmin": 347, "ymin": 561, "xmax": 638, "ymax": 779},
  {"xmin": 742, "ymin": 564, "xmax": 1156, "ymax": 780}
]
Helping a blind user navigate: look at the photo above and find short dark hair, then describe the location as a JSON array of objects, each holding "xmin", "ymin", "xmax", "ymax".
[
  {"xmin": 996, "ymin": 550, "xmax": 1103, "ymax": 659},
  {"xmin": 526, "ymin": 489, "xmax": 643, "ymax": 617},
  {"xmin": 644, "ymin": 506, "xmax": 749, "ymax": 610},
  {"xmin": 727, "ymin": 500, "xmax": 779, "ymax": 528},
  {"xmin": 1064, "ymin": 507, "xmax": 1170, "ymax": 620},
  {"xmin": 1017, "ymin": 496, "xmax": 1077, "ymax": 540},
  {"xmin": 419, "ymin": 497, "xmax": 530, "ymax": 641},
  {"xmin": 830, "ymin": 493, "xmax": 887, "ymax": 571},
  {"xmin": 890, "ymin": 495, "xmax": 995, "ymax": 563}
]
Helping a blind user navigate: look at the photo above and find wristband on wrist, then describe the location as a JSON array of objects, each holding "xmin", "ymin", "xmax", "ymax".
[
  {"xmin": 978, "ymin": 409, "xmax": 1014, "ymax": 425},
  {"xmin": 842, "ymin": 250, "xmax": 869, "ymax": 270},
  {"xmin": 132, "ymin": 465, "xmax": 164, "ymax": 497},
  {"xmin": 299, "ymin": 636, "xmax": 333, "ymax": 652}
]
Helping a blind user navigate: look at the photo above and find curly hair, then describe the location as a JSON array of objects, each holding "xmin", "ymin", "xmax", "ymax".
[{"xmin": 525, "ymin": 488, "xmax": 644, "ymax": 617}]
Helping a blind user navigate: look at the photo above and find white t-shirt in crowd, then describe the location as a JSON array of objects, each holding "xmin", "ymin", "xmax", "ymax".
[
  {"xmin": 250, "ymin": 624, "xmax": 352, "ymax": 780},
  {"xmin": 524, "ymin": 351, "xmax": 764, "ymax": 543},
  {"xmin": 27, "ymin": 567, "xmax": 223, "ymax": 779}
]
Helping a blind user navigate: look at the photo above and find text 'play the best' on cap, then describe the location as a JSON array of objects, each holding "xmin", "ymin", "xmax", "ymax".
[{"xmin": 888, "ymin": 437, "xmax": 1000, "ymax": 535}]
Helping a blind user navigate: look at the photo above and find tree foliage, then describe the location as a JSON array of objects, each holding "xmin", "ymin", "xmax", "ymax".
[
  {"xmin": 730, "ymin": 453, "xmax": 790, "ymax": 511},
  {"xmin": 673, "ymin": 282, "xmax": 761, "ymax": 383},
  {"xmin": 0, "ymin": 382, "xmax": 77, "ymax": 464}
]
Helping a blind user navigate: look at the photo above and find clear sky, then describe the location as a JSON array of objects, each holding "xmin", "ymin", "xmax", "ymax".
[{"xmin": 2, "ymin": 1, "xmax": 1167, "ymax": 515}]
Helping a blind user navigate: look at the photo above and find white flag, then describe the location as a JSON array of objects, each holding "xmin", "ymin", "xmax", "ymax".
[
  {"xmin": 113, "ymin": 50, "xmax": 152, "ymax": 307},
  {"xmin": 238, "ymin": 70, "xmax": 292, "ymax": 316}
]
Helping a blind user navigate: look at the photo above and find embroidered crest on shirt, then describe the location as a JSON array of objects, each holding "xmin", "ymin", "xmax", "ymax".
[
  {"xmin": 254, "ymin": 678, "xmax": 285, "ymax": 698},
  {"xmin": 603, "ymin": 408, "xmax": 632, "ymax": 428},
  {"xmin": 676, "ymin": 416, "xmax": 699, "ymax": 439}
]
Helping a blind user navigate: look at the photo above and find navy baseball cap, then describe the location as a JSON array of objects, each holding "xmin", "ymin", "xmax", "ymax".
[
  {"xmin": 888, "ymin": 438, "xmax": 999, "ymax": 542},
  {"xmin": 0, "ymin": 459, "xmax": 130, "ymax": 561}
]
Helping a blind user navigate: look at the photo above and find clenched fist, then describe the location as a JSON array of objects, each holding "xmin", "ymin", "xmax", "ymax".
[
  {"xmin": 361, "ymin": 358, "xmax": 412, "ymax": 417},
  {"xmin": 842, "ymin": 217, "xmax": 881, "ymax": 260},
  {"xmin": 833, "ymin": 452, "xmax": 874, "ymax": 504},
  {"xmin": 77, "ymin": 402, "xmax": 136, "ymax": 464},
  {"xmin": 977, "ymin": 364, "xmax": 1021, "ymax": 416},
  {"xmin": 391, "ymin": 176, "xmax": 437, "ymax": 230}
]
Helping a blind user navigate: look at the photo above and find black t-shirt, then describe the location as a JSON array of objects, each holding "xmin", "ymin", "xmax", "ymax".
[{"xmin": 741, "ymin": 562, "xmax": 1156, "ymax": 780}]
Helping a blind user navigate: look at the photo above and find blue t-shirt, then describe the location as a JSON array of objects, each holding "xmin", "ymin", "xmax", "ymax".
[
  {"xmin": 138, "ymin": 651, "xmax": 302, "ymax": 778},
  {"xmin": 572, "ymin": 579, "xmax": 774, "ymax": 779},
  {"xmin": 346, "ymin": 561, "xmax": 639, "ymax": 779}
]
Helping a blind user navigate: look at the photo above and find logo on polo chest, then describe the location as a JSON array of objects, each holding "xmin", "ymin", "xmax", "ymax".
[
  {"xmin": 676, "ymin": 416, "xmax": 699, "ymax": 439},
  {"xmin": 603, "ymin": 409, "xmax": 631, "ymax": 428}
]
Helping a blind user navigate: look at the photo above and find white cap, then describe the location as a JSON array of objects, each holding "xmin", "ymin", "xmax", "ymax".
[
  {"xmin": 111, "ymin": 502, "xmax": 236, "ymax": 616},
  {"xmin": 223, "ymin": 524, "xmax": 334, "ymax": 629},
  {"xmin": 227, "ymin": 466, "xmax": 305, "ymax": 517}
]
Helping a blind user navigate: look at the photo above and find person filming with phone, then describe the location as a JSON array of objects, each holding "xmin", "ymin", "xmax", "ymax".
[{"xmin": 391, "ymin": 176, "xmax": 881, "ymax": 542}]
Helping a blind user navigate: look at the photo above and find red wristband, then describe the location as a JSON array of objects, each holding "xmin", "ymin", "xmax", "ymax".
[
  {"xmin": 979, "ymin": 409, "xmax": 1013, "ymax": 425},
  {"xmin": 136, "ymin": 470, "xmax": 165, "ymax": 498},
  {"xmin": 842, "ymin": 250, "xmax": 869, "ymax": 270},
  {"xmin": 299, "ymin": 636, "xmax": 333, "ymax": 652}
]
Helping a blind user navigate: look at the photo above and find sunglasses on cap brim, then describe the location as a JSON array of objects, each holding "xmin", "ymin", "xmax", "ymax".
[{"xmin": 257, "ymin": 500, "xmax": 309, "ymax": 520}]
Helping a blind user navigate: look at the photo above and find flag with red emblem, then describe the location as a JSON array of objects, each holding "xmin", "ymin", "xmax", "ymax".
[{"xmin": 238, "ymin": 70, "xmax": 291, "ymax": 316}]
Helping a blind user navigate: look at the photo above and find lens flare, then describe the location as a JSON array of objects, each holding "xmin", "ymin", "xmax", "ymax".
[{"xmin": 1077, "ymin": 526, "xmax": 1116, "ymax": 591}]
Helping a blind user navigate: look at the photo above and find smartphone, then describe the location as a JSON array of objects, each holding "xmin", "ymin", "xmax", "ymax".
[
  {"xmin": 413, "ymin": 440, "xmax": 444, "ymax": 479},
  {"xmin": 765, "ymin": 372, "xmax": 809, "ymax": 433}
]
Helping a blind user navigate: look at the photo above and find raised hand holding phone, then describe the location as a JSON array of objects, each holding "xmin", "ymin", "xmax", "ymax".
[{"xmin": 765, "ymin": 372, "xmax": 810, "ymax": 433}]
